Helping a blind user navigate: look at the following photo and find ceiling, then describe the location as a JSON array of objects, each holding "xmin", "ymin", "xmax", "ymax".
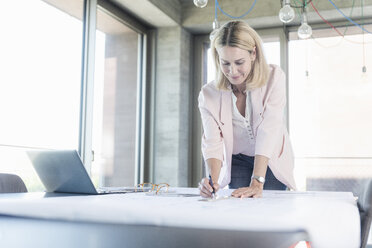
[{"xmin": 108, "ymin": 0, "xmax": 372, "ymax": 33}]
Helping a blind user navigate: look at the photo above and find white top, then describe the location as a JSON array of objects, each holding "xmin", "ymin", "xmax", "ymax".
[
  {"xmin": 231, "ymin": 91, "xmax": 255, "ymax": 156},
  {"xmin": 0, "ymin": 188, "xmax": 360, "ymax": 248}
]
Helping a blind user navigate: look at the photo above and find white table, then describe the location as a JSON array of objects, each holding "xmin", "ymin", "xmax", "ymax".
[{"xmin": 0, "ymin": 188, "xmax": 360, "ymax": 248}]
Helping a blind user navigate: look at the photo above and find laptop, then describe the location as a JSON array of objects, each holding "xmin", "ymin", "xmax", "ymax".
[{"xmin": 27, "ymin": 149, "xmax": 136, "ymax": 195}]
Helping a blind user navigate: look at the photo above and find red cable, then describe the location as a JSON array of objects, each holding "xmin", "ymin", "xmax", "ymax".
[{"xmin": 310, "ymin": 1, "xmax": 344, "ymax": 37}]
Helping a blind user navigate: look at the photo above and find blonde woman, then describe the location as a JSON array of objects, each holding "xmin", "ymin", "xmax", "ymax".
[{"xmin": 198, "ymin": 20, "xmax": 296, "ymax": 198}]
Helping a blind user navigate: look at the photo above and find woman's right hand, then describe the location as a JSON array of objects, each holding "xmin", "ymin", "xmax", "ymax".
[{"xmin": 198, "ymin": 177, "xmax": 220, "ymax": 198}]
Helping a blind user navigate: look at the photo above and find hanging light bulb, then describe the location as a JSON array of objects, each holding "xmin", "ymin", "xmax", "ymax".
[
  {"xmin": 298, "ymin": 9, "xmax": 312, "ymax": 39},
  {"xmin": 279, "ymin": 5, "xmax": 295, "ymax": 23},
  {"xmin": 279, "ymin": 0, "xmax": 295, "ymax": 23},
  {"xmin": 194, "ymin": 0, "xmax": 208, "ymax": 8},
  {"xmin": 298, "ymin": 23, "xmax": 312, "ymax": 39},
  {"xmin": 209, "ymin": 19, "xmax": 220, "ymax": 41}
]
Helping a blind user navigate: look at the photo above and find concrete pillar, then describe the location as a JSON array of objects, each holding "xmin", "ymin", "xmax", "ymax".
[{"xmin": 154, "ymin": 26, "xmax": 192, "ymax": 187}]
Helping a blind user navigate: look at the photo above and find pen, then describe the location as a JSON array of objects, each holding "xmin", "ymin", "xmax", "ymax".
[{"xmin": 209, "ymin": 175, "xmax": 216, "ymax": 198}]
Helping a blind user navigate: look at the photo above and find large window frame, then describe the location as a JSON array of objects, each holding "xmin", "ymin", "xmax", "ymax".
[
  {"xmin": 80, "ymin": 0, "xmax": 152, "ymax": 185},
  {"xmin": 0, "ymin": 0, "xmax": 154, "ymax": 191}
]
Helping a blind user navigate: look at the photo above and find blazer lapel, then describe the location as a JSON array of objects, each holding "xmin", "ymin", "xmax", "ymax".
[
  {"xmin": 219, "ymin": 90, "xmax": 233, "ymax": 157},
  {"xmin": 220, "ymin": 90, "xmax": 232, "ymax": 126},
  {"xmin": 250, "ymin": 87, "xmax": 264, "ymax": 131}
]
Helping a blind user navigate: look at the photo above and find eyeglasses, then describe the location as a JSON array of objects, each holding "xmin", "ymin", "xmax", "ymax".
[{"xmin": 135, "ymin": 182, "xmax": 170, "ymax": 194}]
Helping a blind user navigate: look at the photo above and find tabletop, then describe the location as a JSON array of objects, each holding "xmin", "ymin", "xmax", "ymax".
[{"xmin": 0, "ymin": 187, "xmax": 361, "ymax": 248}]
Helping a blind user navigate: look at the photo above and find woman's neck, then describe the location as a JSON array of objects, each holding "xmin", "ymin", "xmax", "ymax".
[{"xmin": 232, "ymin": 84, "xmax": 246, "ymax": 94}]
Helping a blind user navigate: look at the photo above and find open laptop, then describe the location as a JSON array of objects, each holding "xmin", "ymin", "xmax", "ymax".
[{"xmin": 27, "ymin": 150, "xmax": 136, "ymax": 195}]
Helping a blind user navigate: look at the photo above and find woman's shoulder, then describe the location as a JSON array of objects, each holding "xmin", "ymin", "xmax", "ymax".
[
  {"xmin": 200, "ymin": 80, "xmax": 221, "ymax": 95},
  {"xmin": 199, "ymin": 81, "xmax": 223, "ymax": 105},
  {"xmin": 254, "ymin": 64, "xmax": 285, "ymax": 95},
  {"xmin": 268, "ymin": 64, "xmax": 285, "ymax": 77},
  {"xmin": 266, "ymin": 64, "xmax": 286, "ymax": 87}
]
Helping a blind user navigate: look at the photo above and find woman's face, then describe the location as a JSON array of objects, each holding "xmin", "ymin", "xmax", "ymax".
[{"xmin": 217, "ymin": 46, "xmax": 256, "ymax": 86}]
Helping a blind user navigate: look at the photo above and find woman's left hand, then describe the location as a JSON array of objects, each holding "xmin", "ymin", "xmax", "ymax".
[{"xmin": 231, "ymin": 181, "xmax": 264, "ymax": 198}]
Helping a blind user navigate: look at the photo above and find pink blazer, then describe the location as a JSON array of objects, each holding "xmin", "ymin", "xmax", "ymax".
[{"xmin": 198, "ymin": 64, "xmax": 296, "ymax": 190}]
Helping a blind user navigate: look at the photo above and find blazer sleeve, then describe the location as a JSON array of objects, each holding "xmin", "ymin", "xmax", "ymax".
[
  {"xmin": 198, "ymin": 90, "xmax": 224, "ymax": 162},
  {"xmin": 255, "ymin": 68, "xmax": 286, "ymax": 159}
]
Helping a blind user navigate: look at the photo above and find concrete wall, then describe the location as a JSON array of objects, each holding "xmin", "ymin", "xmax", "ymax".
[{"xmin": 153, "ymin": 26, "xmax": 192, "ymax": 186}]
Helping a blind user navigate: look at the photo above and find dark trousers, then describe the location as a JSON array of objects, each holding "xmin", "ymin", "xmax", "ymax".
[{"xmin": 229, "ymin": 153, "xmax": 287, "ymax": 190}]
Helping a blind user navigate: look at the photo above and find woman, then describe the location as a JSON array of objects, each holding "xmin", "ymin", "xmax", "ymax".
[{"xmin": 198, "ymin": 20, "xmax": 296, "ymax": 198}]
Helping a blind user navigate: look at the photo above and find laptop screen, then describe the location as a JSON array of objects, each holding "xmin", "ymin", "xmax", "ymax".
[{"xmin": 27, "ymin": 150, "xmax": 98, "ymax": 194}]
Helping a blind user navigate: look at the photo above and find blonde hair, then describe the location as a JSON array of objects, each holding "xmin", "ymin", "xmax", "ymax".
[{"xmin": 211, "ymin": 20, "xmax": 270, "ymax": 90}]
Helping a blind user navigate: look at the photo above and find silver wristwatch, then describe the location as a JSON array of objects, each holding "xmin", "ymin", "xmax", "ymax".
[{"xmin": 251, "ymin": 175, "xmax": 265, "ymax": 184}]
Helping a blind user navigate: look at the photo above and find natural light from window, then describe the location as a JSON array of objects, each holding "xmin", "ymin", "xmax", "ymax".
[
  {"xmin": 289, "ymin": 33, "xmax": 372, "ymax": 190},
  {"xmin": 0, "ymin": 0, "xmax": 84, "ymax": 191}
]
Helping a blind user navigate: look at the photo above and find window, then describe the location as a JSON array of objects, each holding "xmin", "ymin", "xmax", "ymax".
[
  {"xmin": 262, "ymin": 41, "xmax": 280, "ymax": 67},
  {"xmin": 288, "ymin": 27, "xmax": 372, "ymax": 191},
  {"xmin": 0, "ymin": 0, "xmax": 84, "ymax": 191},
  {"xmin": 91, "ymin": 7, "xmax": 144, "ymax": 187}
]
